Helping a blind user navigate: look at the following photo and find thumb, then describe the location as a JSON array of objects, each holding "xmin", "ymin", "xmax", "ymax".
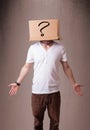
[{"xmin": 8, "ymin": 83, "xmax": 16, "ymax": 87}]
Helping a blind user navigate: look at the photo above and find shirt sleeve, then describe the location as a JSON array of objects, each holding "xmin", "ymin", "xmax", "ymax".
[
  {"xmin": 26, "ymin": 46, "xmax": 34, "ymax": 63},
  {"xmin": 60, "ymin": 46, "xmax": 67, "ymax": 62}
]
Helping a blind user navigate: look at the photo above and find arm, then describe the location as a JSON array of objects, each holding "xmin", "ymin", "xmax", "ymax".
[
  {"xmin": 61, "ymin": 61, "xmax": 83, "ymax": 96},
  {"xmin": 9, "ymin": 63, "xmax": 33, "ymax": 96}
]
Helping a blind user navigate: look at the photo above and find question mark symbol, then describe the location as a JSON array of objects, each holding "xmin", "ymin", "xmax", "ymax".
[{"xmin": 38, "ymin": 21, "xmax": 50, "ymax": 37}]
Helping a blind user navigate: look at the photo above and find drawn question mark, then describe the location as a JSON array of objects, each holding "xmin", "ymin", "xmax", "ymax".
[{"xmin": 38, "ymin": 21, "xmax": 50, "ymax": 37}]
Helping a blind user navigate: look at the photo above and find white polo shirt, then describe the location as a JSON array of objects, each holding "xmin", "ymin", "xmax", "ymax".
[{"xmin": 26, "ymin": 42, "xmax": 67, "ymax": 94}]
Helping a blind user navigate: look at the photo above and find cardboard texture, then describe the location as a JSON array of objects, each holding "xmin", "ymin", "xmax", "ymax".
[{"xmin": 28, "ymin": 19, "xmax": 60, "ymax": 41}]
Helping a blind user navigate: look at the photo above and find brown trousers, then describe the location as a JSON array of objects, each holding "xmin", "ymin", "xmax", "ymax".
[{"xmin": 31, "ymin": 91, "xmax": 61, "ymax": 130}]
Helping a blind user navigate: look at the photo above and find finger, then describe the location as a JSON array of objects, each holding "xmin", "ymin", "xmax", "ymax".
[
  {"xmin": 8, "ymin": 84, "xmax": 14, "ymax": 88},
  {"xmin": 77, "ymin": 91, "xmax": 83, "ymax": 96},
  {"xmin": 9, "ymin": 90, "xmax": 16, "ymax": 96},
  {"xmin": 78, "ymin": 85, "xmax": 84, "ymax": 88},
  {"xmin": 9, "ymin": 89, "xmax": 14, "ymax": 96},
  {"xmin": 9, "ymin": 88, "xmax": 16, "ymax": 96},
  {"xmin": 8, "ymin": 84, "xmax": 12, "ymax": 87},
  {"xmin": 8, "ymin": 83, "xmax": 16, "ymax": 87},
  {"xmin": 74, "ymin": 88, "xmax": 83, "ymax": 96}
]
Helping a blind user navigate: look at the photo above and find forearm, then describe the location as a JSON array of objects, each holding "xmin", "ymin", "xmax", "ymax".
[
  {"xmin": 61, "ymin": 61, "xmax": 83, "ymax": 96},
  {"xmin": 64, "ymin": 66, "xmax": 76, "ymax": 86},
  {"xmin": 16, "ymin": 63, "xmax": 32, "ymax": 84},
  {"xmin": 61, "ymin": 62, "xmax": 77, "ymax": 86}
]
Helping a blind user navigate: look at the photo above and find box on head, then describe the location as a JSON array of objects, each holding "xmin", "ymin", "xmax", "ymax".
[{"xmin": 28, "ymin": 19, "xmax": 61, "ymax": 41}]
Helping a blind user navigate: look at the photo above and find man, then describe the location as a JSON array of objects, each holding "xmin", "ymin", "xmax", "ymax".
[{"xmin": 9, "ymin": 40, "xmax": 83, "ymax": 130}]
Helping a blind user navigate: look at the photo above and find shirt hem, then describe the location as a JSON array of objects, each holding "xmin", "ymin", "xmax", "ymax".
[{"xmin": 32, "ymin": 90, "xmax": 59, "ymax": 94}]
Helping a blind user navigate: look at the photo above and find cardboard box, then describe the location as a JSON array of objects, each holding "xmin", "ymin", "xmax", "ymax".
[{"xmin": 28, "ymin": 19, "xmax": 60, "ymax": 41}]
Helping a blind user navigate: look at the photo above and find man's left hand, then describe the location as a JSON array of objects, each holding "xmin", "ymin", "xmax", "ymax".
[{"xmin": 73, "ymin": 84, "xmax": 83, "ymax": 96}]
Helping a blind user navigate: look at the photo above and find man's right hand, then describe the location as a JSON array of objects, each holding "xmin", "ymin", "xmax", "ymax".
[
  {"xmin": 8, "ymin": 83, "xmax": 20, "ymax": 96},
  {"xmin": 8, "ymin": 63, "xmax": 32, "ymax": 96}
]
